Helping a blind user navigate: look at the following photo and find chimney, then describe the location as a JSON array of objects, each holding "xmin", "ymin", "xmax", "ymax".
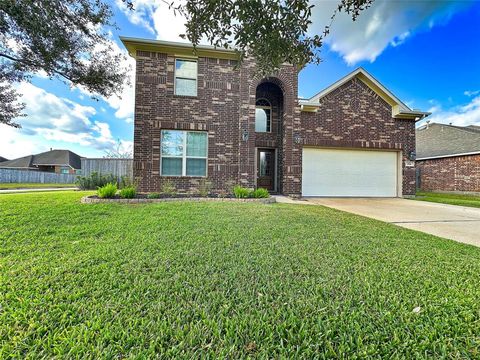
[{"xmin": 426, "ymin": 120, "xmax": 430, "ymax": 129}]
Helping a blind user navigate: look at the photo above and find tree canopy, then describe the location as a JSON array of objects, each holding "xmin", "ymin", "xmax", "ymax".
[
  {"xmin": 178, "ymin": 0, "xmax": 373, "ymax": 73},
  {"xmin": 0, "ymin": 0, "xmax": 133, "ymax": 127},
  {"xmin": 1, "ymin": 0, "xmax": 373, "ymax": 128}
]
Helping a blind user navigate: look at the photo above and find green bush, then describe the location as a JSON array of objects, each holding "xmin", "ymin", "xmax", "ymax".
[
  {"xmin": 147, "ymin": 192, "xmax": 162, "ymax": 199},
  {"xmin": 161, "ymin": 180, "xmax": 176, "ymax": 196},
  {"xmin": 250, "ymin": 188, "xmax": 270, "ymax": 198},
  {"xmin": 76, "ymin": 172, "xmax": 116, "ymax": 190},
  {"xmin": 119, "ymin": 186, "xmax": 136, "ymax": 199},
  {"xmin": 197, "ymin": 179, "xmax": 213, "ymax": 197},
  {"xmin": 233, "ymin": 185, "xmax": 250, "ymax": 199},
  {"xmin": 97, "ymin": 183, "xmax": 117, "ymax": 198},
  {"xmin": 119, "ymin": 176, "xmax": 141, "ymax": 190}
]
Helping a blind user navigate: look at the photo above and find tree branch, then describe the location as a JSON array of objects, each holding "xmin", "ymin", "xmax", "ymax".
[{"xmin": 0, "ymin": 52, "xmax": 75, "ymax": 82}]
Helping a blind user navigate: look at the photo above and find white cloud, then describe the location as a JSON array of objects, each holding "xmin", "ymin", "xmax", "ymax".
[
  {"xmin": 119, "ymin": 139, "xmax": 134, "ymax": 156},
  {"xmin": 151, "ymin": 2, "xmax": 188, "ymax": 42},
  {"xmin": 15, "ymin": 82, "xmax": 95, "ymax": 135},
  {"xmin": 117, "ymin": 0, "xmax": 188, "ymax": 42},
  {"xmin": 423, "ymin": 95, "xmax": 480, "ymax": 127},
  {"xmin": 464, "ymin": 90, "xmax": 480, "ymax": 97},
  {"xmin": 309, "ymin": 0, "xmax": 471, "ymax": 65},
  {"xmin": 0, "ymin": 83, "xmax": 132, "ymax": 159},
  {"xmin": 100, "ymin": 37, "xmax": 136, "ymax": 120},
  {"xmin": 117, "ymin": 1, "xmax": 472, "ymax": 66},
  {"xmin": 116, "ymin": 0, "xmax": 155, "ymax": 33},
  {"xmin": 73, "ymin": 37, "xmax": 135, "ymax": 123},
  {"xmin": 0, "ymin": 126, "xmax": 44, "ymax": 160}
]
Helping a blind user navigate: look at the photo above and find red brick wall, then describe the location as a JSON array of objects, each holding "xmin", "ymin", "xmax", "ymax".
[
  {"xmin": 133, "ymin": 50, "xmax": 299, "ymax": 194},
  {"xmin": 134, "ymin": 52, "xmax": 243, "ymax": 193},
  {"xmin": 133, "ymin": 50, "xmax": 415, "ymax": 196},
  {"xmin": 299, "ymin": 78, "xmax": 416, "ymax": 195},
  {"xmin": 417, "ymin": 155, "xmax": 480, "ymax": 192}
]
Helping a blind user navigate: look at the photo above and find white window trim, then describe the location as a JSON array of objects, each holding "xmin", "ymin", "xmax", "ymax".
[
  {"xmin": 161, "ymin": 130, "xmax": 208, "ymax": 177},
  {"xmin": 174, "ymin": 58, "xmax": 198, "ymax": 97},
  {"xmin": 255, "ymin": 98, "xmax": 272, "ymax": 133}
]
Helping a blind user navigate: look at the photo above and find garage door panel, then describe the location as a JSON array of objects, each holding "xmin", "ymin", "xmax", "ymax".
[{"xmin": 302, "ymin": 148, "xmax": 398, "ymax": 197}]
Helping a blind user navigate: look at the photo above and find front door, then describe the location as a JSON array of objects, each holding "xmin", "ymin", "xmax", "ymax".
[{"xmin": 257, "ymin": 149, "xmax": 275, "ymax": 192}]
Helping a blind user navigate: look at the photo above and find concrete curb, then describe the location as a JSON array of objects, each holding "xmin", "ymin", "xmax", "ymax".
[{"xmin": 81, "ymin": 195, "xmax": 276, "ymax": 204}]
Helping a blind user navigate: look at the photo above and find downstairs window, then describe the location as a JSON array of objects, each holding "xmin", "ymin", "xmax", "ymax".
[{"xmin": 161, "ymin": 130, "xmax": 208, "ymax": 176}]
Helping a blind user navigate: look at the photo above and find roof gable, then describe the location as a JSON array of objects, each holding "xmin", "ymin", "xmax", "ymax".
[{"xmin": 299, "ymin": 68, "xmax": 430, "ymax": 120}]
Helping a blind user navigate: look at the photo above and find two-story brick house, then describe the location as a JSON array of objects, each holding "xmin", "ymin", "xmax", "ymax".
[{"xmin": 121, "ymin": 37, "xmax": 430, "ymax": 197}]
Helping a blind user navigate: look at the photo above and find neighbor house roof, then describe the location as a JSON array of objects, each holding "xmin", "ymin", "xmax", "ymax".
[
  {"xmin": 298, "ymin": 68, "xmax": 431, "ymax": 121},
  {"xmin": 0, "ymin": 150, "xmax": 82, "ymax": 170},
  {"xmin": 416, "ymin": 123, "xmax": 480, "ymax": 160},
  {"xmin": 120, "ymin": 36, "xmax": 240, "ymax": 61},
  {"xmin": 0, "ymin": 156, "xmax": 8, "ymax": 163}
]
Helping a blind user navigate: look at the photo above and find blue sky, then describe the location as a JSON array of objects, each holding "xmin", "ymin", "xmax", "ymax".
[{"xmin": 1, "ymin": 0, "xmax": 480, "ymax": 159}]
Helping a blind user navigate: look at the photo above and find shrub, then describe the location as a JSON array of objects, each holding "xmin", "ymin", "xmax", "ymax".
[
  {"xmin": 76, "ymin": 172, "xmax": 116, "ymax": 190},
  {"xmin": 250, "ymin": 188, "xmax": 270, "ymax": 198},
  {"xmin": 161, "ymin": 180, "xmax": 176, "ymax": 196},
  {"xmin": 233, "ymin": 185, "xmax": 250, "ymax": 199},
  {"xmin": 97, "ymin": 183, "xmax": 117, "ymax": 198},
  {"xmin": 147, "ymin": 192, "xmax": 162, "ymax": 199},
  {"xmin": 119, "ymin": 186, "xmax": 136, "ymax": 199},
  {"xmin": 197, "ymin": 179, "xmax": 213, "ymax": 197},
  {"xmin": 119, "ymin": 176, "xmax": 133, "ymax": 189}
]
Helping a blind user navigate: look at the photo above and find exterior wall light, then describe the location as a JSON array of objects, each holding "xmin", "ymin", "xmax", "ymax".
[
  {"xmin": 408, "ymin": 151, "xmax": 416, "ymax": 161},
  {"xmin": 242, "ymin": 129, "xmax": 249, "ymax": 141},
  {"xmin": 294, "ymin": 133, "xmax": 302, "ymax": 144}
]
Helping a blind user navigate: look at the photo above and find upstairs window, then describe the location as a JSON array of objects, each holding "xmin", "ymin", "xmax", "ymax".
[
  {"xmin": 255, "ymin": 98, "xmax": 271, "ymax": 132},
  {"xmin": 175, "ymin": 59, "xmax": 197, "ymax": 96},
  {"xmin": 161, "ymin": 130, "xmax": 207, "ymax": 176}
]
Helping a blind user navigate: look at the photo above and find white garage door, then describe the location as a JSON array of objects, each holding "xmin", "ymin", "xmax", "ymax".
[{"xmin": 302, "ymin": 148, "xmax": 398, "ymax": 197}]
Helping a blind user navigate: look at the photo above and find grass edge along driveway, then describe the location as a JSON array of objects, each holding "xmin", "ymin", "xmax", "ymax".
[
  {"xmin": 1, "ymin": 191, "xmax": 480, "ymax": 358},
  {"xmin": 415, "ymin": 191, "xmax": 480, "ymax": 208}
]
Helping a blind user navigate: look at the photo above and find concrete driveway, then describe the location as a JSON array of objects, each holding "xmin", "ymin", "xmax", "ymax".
[{"xmin": 304, "ymin": 198, "xmax": 480, "ymax": 247}]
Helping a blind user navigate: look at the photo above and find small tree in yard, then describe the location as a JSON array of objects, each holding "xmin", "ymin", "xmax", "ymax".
[{"xmin": 104, "ymin": 139, "xmax": 133, "ymax": 159}]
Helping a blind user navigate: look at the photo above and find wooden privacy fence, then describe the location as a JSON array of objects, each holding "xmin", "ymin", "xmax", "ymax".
[
  {"xmin": 0, "ymin": 169, "xmax": 78, "ymax": 184},
  {"xmin": 81, "ymin": 158, "xmax": 133, "ymax": 180}
]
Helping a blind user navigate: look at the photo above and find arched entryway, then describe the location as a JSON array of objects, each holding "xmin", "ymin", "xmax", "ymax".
[{"xmin": 254, "ymin": 81, "xmax": 284, "ymax": 193}]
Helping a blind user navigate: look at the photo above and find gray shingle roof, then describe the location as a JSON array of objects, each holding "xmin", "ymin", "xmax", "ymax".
[
  {"xmin": 416, "ymin": 123, "xmax": 480, "ymax": 159},
  {"xmin": 0, "ymin": 155, "xmax": 35, "ymax": 169},
  {"xmin": 0, "ymin": 150, "xmax": 82, "ymax": 169}
]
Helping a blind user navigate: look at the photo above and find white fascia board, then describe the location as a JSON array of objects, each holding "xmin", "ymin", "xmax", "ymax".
[{"xmin": 416, "ymin": 151, "xmax": 480, "ymax": 161}]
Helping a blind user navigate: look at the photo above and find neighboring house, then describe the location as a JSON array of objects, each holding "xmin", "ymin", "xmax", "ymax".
[
  {"xmin": 0, "ymin": 156, "xmax": 8, "ymax": 163},
  {"xmin": 416, "ymin": 123, "xmax": 480, "ymax": 193},
  {"xmin": 121, "ymin": 37, "xmax": 430, "ymax": 197},
  {"xmin": 0, "ymin": 149, "xmax": 82, "ymax": 174}
]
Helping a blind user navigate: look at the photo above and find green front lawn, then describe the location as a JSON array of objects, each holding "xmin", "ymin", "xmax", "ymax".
[
  {"xmin": 0, "ymin": 183, "xmax": 76, "ymax": 190},
  {"xmin": 415, "ymin": 191, "xmax": 480, "ymax": 208},
  {"xmin": 2, "ymin": 192, "xmax": 480, "ymax": 357}
]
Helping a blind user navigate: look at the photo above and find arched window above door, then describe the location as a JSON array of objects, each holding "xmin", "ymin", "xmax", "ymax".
[{"xmin": 255, "ymin": 98, "xmax": 271, "ymax": 132}]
